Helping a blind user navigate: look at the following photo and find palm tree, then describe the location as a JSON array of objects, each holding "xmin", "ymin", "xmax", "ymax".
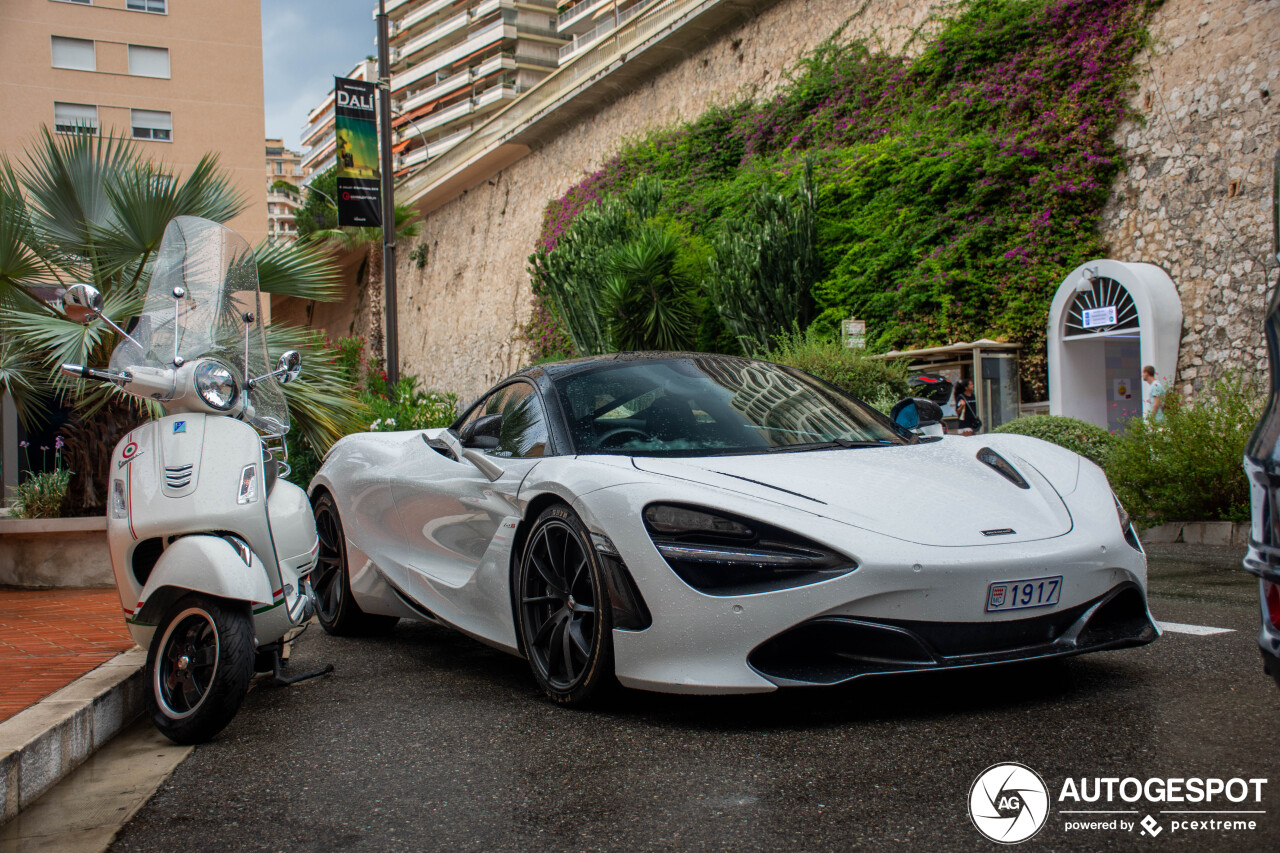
[
  {"xmin": 600, "ymin": 228, "xmax": 697, "ymax": 352},
  {"xmin": 0, "ymin": 128, "xmax": 364, "ymax": 514},
  {"xmin": 308, "ymin": 191, "xmax": 422, "ymax": 367}
]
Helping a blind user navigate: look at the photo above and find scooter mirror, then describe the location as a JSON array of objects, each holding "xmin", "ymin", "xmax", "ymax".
[
  {"xmin": 62, "ymin": 283, "xmax": 103, "ymax": 324},
  {"xmin": 275, "ymin": 350, "xmax": 302, "ymax": 384}
]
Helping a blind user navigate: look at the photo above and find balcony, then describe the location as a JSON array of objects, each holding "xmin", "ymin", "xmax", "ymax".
[
  {"xmin": 394, "ymin": 9, "xmax": 471, "ymax": 65},
  {"xmin": 395, "ymin": 86, "xmax": 519, "ymax": 170},
  {"xmin": 397, "ymin": 126, "xmax": 473, "ymax": 171},
  {"xmin": 557, "ymin": 0, "xmax": 614, "ymax": 34},
  {"xmin": 392, "ymin": 20, "xmax": 513, "ymax": 92},
  {"xmin": 391, "ymin": 0, "xmax": 456, "ymax": 38},
  {"xmin": 558, "ymin": 0, "xmax": 655, "ymax": 63},
  {"xmin": 301, "ymin": 106, "xmax": 334, "ymax": 147},
  {"xmin": 399, "ymin": 54, "xmax": 516, "ymax": 115}
]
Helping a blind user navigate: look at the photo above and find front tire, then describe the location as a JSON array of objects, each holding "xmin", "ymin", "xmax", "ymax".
[
  {"xmin": 516, "ymin": 504, "xmax": 614, "ymax": 705},
  {"xmin": 146, "ymin": 595, "xmax": 254, "ymax": 744},
  {"xmin": 312, "ymin": 492, "xmax": 399, "ymax": 635}
]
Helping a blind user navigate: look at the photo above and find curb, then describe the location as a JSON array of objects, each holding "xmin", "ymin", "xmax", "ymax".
[
  {"xmin": 0, "ymin": 647, "xmax": 145, "ymax": 824},
  {"xmin": 1139, "ymin": 521, "xmax": 1249, "ymax": 547}
]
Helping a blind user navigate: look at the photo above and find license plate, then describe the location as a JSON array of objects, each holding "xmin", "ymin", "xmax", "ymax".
[{"xmin": 986, "ymin": 576, "xmax": 1062, "ymax": 612}]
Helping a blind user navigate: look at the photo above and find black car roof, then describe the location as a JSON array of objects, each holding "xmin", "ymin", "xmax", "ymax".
[{"xmin": 518, "ymin": 351, "xmax": 757, "ymax": 380}]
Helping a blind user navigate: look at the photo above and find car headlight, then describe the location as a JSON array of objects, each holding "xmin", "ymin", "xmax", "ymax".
[
  {"xmin": 643, "ymin": 503, "xmax": 856, "ymax": 595},
  {"xmin": 1114, "ymin": 492, "xmax": 1142, "ymax": 552},
  {"xmin": 194, "ymin": 361, "xmax": 238, "ymax": 411}
]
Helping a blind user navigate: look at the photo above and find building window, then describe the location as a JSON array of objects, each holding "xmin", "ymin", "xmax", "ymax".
[
  {"xmin": 57, "ymin": 0, "xmax": 92, "ymax": 5},
  {"xmin": 130, "ymin": 109, "xmax": 172, "ymax": 141},
  {"xmin": 128, "ymin": 45, "xmax": 170, "ymax": 78},
  {"xmin": 274, "ymin": 162, "xmax": 283, "ymax": 174},
  {"xmin": 126, "ymin": 0, "xmax": 166, "ymax": 12},
  {"xmin": 54, "ymin": 102, "xmax": 98, "ymax": 135},
  {"xmin": 51, "ymin": 36, "xmax": 96, "ymax": 71}
]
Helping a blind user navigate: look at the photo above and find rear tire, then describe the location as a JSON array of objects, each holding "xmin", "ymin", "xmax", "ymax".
[
  {"xmin": 516, "ymin": 503, "xmax": 615, "ymax": 705},
  {"xmin": 312, "ymin": 491, "xmax": 399, "ymax": 635},
  {"xmin": 146, "ymin": 595, "xmax": 254, "ymax": 744}
]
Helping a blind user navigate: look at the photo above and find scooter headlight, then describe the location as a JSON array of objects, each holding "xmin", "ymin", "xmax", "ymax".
[{"xmin": 194, "ymin": 361, "xmax": 238, "ymax": 411}]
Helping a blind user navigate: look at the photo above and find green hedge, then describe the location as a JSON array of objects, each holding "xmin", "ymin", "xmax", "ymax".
[
  {"xmin": 530, "ymin": 0, "xmax": 1159, "ymax": 396},
  {"xmin": 1105, "ymin": 374, "xmax": 1263, "ymax": 524},
  {"xmin": 993, "ymin": 415, "xmax": 1116, "ymax": 466},
  {"xmin": 763, "ymin": 328, "xmax": 910, "ymax": 412}
]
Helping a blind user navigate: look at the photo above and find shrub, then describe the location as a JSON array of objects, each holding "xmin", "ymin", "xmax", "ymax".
[
  {"xmin": 763, "ymin": 327, "xmax": 910, "ymax": 411},
  {"xmin": 283, "ymin": 336, "xmax": 458, "ymax": 486},
  {"xmin": 518, "ymin": 293, "xmax": 577, "ymax": 364},
  {"xmin": 531, "ymin": 0, "xmax": 1159, "ymax": 397},
  {"xmin": 1105, "ymin": 372, "xmax": 1264, "ymax": 524},
  {"xmin": 11, "ymin": 439, "xmax": 72, "ymax": 519},
  {"xmin": 993, "ymin": 415, "xmax": 1116, "ymax": 467}
]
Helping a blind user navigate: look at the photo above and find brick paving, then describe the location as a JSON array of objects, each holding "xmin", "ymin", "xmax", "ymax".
[{"xmin": 0, "ymin": 589, "xmax": 136, "ymax": 724}]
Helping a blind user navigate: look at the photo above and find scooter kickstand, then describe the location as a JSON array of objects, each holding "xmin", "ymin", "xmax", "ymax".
[{"xmin": 270, "ymin": 644, "xmax": 334, "ymax": 686}]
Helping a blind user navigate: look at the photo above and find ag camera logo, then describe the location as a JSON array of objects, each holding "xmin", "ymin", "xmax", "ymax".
[{"xmin": 969, "ymin": 763, "xmax": 1051, "ymax": 844}]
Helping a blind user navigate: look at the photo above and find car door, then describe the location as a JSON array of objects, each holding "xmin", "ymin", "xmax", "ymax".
[{"xmin": 390, "ymin": 381, "xmax": 550, "ymax": 640}]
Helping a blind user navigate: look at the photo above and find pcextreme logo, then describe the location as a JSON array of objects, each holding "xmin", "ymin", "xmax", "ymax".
[{"xmin": 967, "ymin": 764, "xmax": 1270, "ymax": 843}]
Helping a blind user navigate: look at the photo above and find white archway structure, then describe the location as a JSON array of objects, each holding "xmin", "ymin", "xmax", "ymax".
[{"xmin": 1047, "ymin": 260, "xmax": 1181, "ymax": 432}]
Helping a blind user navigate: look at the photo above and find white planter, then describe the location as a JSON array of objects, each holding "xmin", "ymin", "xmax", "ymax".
[{"xmin": 0, "ymin": 516, "xmax": 112, "ymax": 587}]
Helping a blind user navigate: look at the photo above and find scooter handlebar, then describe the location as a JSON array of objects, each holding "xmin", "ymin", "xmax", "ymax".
[{"xmin": 60, "ymin": 363, "xmax": 131, "ymax": 385}]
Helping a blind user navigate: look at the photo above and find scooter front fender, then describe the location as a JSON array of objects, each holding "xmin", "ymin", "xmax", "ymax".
[{"xmin": 128, "ymin": 535, "xmax": 277, "ymax": 648}]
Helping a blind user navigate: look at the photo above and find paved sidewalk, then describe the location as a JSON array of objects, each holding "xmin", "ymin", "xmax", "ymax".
[{"xmin": 0, "ymin": 589, "xmax": 136, "ymax": 724}]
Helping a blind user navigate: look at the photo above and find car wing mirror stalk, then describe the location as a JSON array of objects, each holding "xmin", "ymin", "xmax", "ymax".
[{"xmin": 461, "ymin": 448, "xmax": 504, "ymax": 482}]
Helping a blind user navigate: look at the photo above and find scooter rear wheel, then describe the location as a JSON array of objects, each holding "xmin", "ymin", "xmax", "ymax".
[{"xmin": 146, "ymin": 595, "xmax": 254, "ymax": 744}]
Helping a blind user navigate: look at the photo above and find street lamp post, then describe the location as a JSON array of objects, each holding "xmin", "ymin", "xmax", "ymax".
[{"xmin": 376, "ymin": 0, "xmax": 400, "ymax": 387}]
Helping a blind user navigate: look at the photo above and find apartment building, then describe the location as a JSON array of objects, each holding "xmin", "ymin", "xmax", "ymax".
[
  {"xmin": 300, "ymin": 58, "xmax": 378, "ymax": 182},
  {"xmin": 0, "ymin": 0, "xmax": 267, "ymax": 243},
  {"xmin": 386, "ymin": 0, "xmax": 566, "ymax": 176},
  {"xmin": 266, "ymin": 138, "xmax": 307, "ymax": 243}
]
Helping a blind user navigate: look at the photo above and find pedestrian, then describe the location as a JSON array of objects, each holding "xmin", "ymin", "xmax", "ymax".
[
  {"xmin": 954, "ymin": 378, "xmax": 980, "ymax": 436},
  {"xmin": 1142, "ymin": 365, "xmax": 1166, "ymax": 424}
]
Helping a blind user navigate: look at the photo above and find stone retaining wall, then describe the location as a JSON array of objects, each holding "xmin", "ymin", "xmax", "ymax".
[
  {"xmin": 1098, "ymin": 0, "xmax": 1280, "ymax": 397},
  {"xmin": 397, "ymin": 0, "xmax": 1278, "ymax": 402}
]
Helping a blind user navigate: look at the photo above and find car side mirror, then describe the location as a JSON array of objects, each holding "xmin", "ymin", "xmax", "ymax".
[
  {"xmin": 891, "ymin": 397, "xmax": 944, "ymax": 430},
  {"xmin": 62, "ymin": 283, "xmax": 103, "ymax": 324},
  {"xmin": 459, "ymin": 413, "xmax": 502, "ymax": 449}
]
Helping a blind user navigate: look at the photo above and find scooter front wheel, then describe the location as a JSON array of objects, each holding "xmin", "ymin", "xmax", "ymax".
[{"xmin": 146, "ymin": 595, "xmax": 254, "ymax": 744}]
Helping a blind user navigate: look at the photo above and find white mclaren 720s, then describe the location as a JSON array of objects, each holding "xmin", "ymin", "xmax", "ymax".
[{"xmin": 308, "ymin": 352, "xmax": 1158, "ymax": 704}]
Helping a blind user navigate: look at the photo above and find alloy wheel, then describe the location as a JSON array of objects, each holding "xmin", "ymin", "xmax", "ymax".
[
  {"xmin": 520, "ymin": 519, "xmax": 598, "ymax": 691},
  {"xmin": 155, "ymin": 608, "xmax": 220, "ymax": 718},
  {"xmin": 313, "ymin": 500, "xmax": 345, "ymax": 624}
]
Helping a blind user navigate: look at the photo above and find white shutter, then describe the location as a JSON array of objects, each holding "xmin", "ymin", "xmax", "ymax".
[
  {"xmin": 53, "ymin": 102, "xmax": 98, "ymax": 134},
  {"xmin": 130, "ymin": 110, "xmax": 172, "ymax": 141},
  {"xmin": 51, "ymin": 37, "xmax": 96, "ymax": 71},
  {"xmin": 128, "ymin": 45, "xmax": 170, "ymax": 78}
]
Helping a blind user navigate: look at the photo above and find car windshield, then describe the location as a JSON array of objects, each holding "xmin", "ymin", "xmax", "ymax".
[{"xmin": 552, "ymin": 356, "xmax": 908, "ymax": 457}]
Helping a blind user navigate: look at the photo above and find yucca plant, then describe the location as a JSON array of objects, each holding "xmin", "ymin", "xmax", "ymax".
[{"xmin": 0, "ymin": 128, "xmax": 362, "ymax": 514}]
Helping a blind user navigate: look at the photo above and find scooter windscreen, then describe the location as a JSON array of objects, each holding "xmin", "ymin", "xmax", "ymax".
[{"xmin": 109, "ymin": 216, "xmax": 288, "ymax": 435}]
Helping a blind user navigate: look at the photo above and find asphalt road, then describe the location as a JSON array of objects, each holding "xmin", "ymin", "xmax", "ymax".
[{"xmin": 110, "ymin": 544, "xmax": 1279, "ymax": 853}]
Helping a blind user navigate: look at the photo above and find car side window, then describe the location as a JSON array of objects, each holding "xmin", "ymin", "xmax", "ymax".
[{"xmin": 460, "ymin": 382, "xmax": 550, "ymax": 458}]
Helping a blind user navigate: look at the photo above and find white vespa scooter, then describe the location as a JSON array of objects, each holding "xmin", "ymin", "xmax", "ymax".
[{"xmin": 61, "ymin": 216, "xmax": 330, "ymax": 744}]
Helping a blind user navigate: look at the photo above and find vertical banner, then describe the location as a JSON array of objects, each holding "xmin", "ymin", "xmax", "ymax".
[{"xmin": 334, "ymin": 76, "xmax": 381, "ymax": 227}]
